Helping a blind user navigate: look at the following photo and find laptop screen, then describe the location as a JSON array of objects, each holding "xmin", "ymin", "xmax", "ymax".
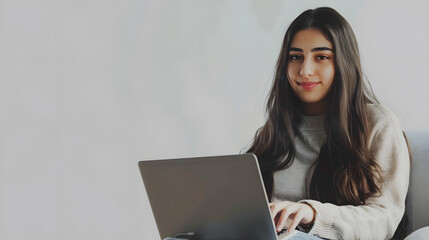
[{"xmin": 139, "ymin": 154, "xmax": 279, "ymax": 240}]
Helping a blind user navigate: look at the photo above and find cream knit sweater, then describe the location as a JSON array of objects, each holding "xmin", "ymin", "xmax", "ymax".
[{"xmin": 273, "ymin": 104, "xmax": 410, "ymax": 240}]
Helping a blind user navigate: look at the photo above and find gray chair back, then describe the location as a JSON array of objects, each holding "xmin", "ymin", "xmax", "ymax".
[{"xmin": 405, "ymin": 130, "xmax": 429, "ymax": 232}]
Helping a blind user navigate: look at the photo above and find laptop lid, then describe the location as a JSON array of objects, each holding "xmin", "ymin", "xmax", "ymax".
[{"xmin": 138, "ymin": 153, "xmax": 280, "ymax": 240}]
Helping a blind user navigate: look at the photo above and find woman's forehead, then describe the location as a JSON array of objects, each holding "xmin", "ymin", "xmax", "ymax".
[{"xmin": 290, "ymin": 29, "xmax": 333, "ymax": 50}]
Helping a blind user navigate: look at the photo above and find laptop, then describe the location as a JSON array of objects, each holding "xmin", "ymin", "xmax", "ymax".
[{"xmin": 138, "ymin": 153, "xmax": 295, "ymax": 240}]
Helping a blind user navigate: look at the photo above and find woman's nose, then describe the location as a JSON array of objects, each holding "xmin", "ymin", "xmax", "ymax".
[{"xmin": 299, "ymin": 59, "xmax": 314, "ymax": 77}]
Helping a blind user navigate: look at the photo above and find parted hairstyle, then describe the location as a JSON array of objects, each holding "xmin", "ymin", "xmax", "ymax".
[{"xmin": 247, "ymin": 7, "xmax": 381, "ymax": 206}]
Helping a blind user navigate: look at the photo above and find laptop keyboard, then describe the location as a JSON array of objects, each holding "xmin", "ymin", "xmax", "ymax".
[{"xmin": 277, "ymin": 229, "xmax": 287, "ymax": 236}]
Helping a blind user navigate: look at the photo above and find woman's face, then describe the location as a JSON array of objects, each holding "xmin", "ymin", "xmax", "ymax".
[{"xmin": 287, "ymin": 28, "xmax": 335, "ymax": 115}]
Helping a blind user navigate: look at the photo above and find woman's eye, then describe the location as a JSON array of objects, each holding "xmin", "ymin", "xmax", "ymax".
[
  {"xmin": 289, "ymin": 55, "xmax": 303, "ymax": 61},
  {"xmin": 316, "ymin": 55, "xmax": 329, "ymax": 60}
]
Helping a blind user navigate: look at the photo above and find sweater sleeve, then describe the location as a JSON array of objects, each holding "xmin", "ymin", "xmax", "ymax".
[{"xmin": 300, "ymin": 109, "xmax": 410, "ymax": 240}]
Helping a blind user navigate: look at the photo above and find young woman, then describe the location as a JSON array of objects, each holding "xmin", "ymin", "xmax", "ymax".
[{"xmin": 247, "ymin": 7, "xmax": 410, "ymax": 240}]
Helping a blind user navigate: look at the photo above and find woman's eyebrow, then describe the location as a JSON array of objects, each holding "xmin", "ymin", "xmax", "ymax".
[
  {"xmin": 289, "ymin": 47, "xmax": 303, "ymax": 52},
  {"xmin": 289, "ymin": 47, "xmax": 334, "ymax": 52},
  {"xmin": 312, "ymin": 47, "xmax": 334, "ymax": 52}
]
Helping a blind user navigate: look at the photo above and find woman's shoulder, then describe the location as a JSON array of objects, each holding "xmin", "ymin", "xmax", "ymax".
[
  {"xmin": 366, "ymin": 103, "xmax": 403, "ymax": 140},
  {"xmin": 365, "ymin": 105, "xmax": 410, "ymax": 182},
  {"xmin": 367, "ymin": 103, "xmax": 401, "ymax": 128}
]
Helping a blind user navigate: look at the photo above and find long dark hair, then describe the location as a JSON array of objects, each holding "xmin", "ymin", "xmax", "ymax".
[{"xmin": 248, "ymin": 7, "xmax": 381, "ymax": 206}]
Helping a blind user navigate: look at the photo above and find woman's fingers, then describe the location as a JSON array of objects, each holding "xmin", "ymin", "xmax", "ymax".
[
  {"xmin": 269, "ymin": 201, "xmax": 315, "ymax": 232},
  {"xmin": 276, "ymin": 204, "xmax": 296, "ymax": 231},
  {"xmin": 269, "ymin": 201, "xmax": 289, "ymax": 218},
  {"xmin": 288, "ymin": 208, "xmax": 305, "ymax": 232}
]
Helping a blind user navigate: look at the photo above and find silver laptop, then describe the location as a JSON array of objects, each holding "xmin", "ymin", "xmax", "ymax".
[{"xmin": 138, "ymin": 153, "xmax": 294, "ymax": 240}]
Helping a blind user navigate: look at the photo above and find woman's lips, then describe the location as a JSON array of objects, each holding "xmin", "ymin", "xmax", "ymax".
[{"xmin": 298, "ymin": 81, "xmax": 319, "ymax": 90}]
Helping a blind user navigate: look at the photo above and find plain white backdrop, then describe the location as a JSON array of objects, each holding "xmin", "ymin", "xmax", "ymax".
[{"xmin": 0, "ymin": 0, "xmax": 428, "ymax": 239}]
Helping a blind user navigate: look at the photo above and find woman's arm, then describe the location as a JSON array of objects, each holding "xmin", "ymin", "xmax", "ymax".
[{"xmin": 302, "ymin": 107, "xmax": 410, "ymax": 239}]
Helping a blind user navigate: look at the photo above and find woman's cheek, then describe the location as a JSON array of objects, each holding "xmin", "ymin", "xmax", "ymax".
[
  {"xmin": 287, "ymin": 65, "xmax": 300, "ymax": 80},
  {"xmin": 320, "ymin": 65, "xmax": 335, "ymax": 84}
]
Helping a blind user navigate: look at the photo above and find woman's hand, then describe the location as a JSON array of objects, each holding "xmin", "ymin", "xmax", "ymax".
[{"xmin": 269, "ymin": 201, "xmax": 315, "ymax": 233}]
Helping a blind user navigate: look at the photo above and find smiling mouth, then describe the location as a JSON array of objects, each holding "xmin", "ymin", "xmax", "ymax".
[{"xmin": 298, "ymin": 81, "xmax": 319, "ymax": 90}]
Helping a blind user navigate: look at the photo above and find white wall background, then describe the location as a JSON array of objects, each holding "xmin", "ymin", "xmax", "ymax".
[{"xmin": 0, "ymin": 0, "xmax": 428, "ymax": 239}]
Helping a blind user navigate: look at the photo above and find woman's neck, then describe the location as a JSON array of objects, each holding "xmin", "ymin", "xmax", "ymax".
[{"xmin": 301, "ymin": 98, "xmax": 329, "ymax": 116}]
